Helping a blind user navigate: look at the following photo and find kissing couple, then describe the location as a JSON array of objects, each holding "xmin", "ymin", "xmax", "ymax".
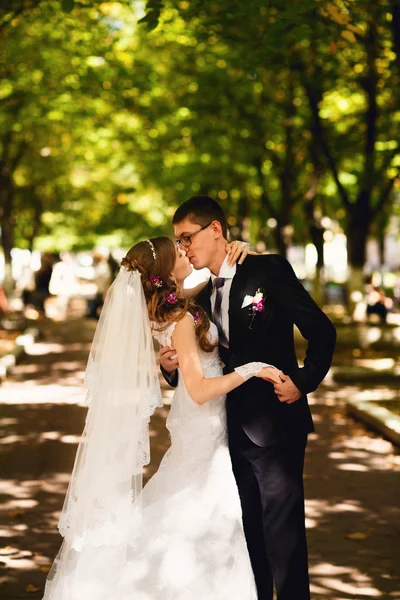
[{"xmin": 42, "ymin": 195, "xmax": 336, "ymax": 600}]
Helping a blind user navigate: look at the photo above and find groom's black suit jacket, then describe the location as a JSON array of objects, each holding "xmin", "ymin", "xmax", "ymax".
[{"xmin": 169, "ymin": 254, "xmax": 336, "ymax": 447}]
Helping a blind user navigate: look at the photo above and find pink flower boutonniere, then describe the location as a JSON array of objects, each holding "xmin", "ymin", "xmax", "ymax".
[{"xmin": 243, "ymin": 288, "xmax": 265, "ymax": 329}]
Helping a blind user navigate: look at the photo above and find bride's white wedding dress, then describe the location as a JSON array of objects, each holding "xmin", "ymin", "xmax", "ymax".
[
  {"xmin": 43, "ymin": 318, "xmax": 257, "ymax": 600},
  {"xmin": 132, "ymin": 319, "xmax": 257, "ymax": 599}
]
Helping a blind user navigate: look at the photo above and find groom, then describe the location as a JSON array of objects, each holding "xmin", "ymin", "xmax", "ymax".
[{"xmin": 161, "ymin": 196, "xmax": 336, "ymax": 600}]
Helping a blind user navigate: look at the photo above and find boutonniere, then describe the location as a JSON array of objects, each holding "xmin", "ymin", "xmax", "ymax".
[{"xmin": 241, "ymin": 288, "xmax": 266, "ymax": 329}]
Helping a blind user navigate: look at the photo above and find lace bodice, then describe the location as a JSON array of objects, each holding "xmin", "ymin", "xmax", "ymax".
[{"xmin": 152, "ymin": 318, "xmax": 224, "ymax": 423}]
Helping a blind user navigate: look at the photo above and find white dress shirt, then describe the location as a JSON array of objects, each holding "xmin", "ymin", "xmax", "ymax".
[{"xmin": 210, "ymin": 255, "xmax": 237, "ymax": 345}]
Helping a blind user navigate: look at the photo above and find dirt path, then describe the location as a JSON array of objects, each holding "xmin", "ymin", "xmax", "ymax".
[{"xmin": 0, "ymin": 317, "xmax": 399, "ymax": 599}]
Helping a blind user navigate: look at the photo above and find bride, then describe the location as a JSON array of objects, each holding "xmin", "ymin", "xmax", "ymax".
[{"xmin": 42, "ymin": 237, "xmax": 281, "ymax": 600}]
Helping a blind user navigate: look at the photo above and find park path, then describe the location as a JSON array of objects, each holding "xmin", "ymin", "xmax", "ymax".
[{"xmin": 0, "ymin": 316, "xmax": 399, "ymax": 600}]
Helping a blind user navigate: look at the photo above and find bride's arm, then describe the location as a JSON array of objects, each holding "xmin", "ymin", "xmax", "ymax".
[{"xmin": 171, "ymin": 315, "xmax": 280, "ymax": 405}]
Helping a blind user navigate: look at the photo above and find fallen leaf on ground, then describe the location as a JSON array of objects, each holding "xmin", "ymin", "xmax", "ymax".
[
  {"xmin": 8, "ymin": 510, "xmax": 25, "ymax": 518},
  {"xmin": 39, "ymin": 566, "xmax": 50, "ymax": 573},
  {"xmin": 26, "ymin": 584, "xmax": 41, "ymax": 592},
  {"xmin": 345, "ymin": 529, "xmax": 373, "ymax": 540}
]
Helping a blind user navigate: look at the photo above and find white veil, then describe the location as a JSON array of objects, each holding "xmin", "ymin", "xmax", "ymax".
[{"xmin": 42, "ymin": 266, "xmax": 163, "ymax": 599}]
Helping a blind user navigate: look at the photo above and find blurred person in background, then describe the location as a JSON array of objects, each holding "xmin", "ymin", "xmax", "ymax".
[
  {"xmin": 107, "ymin": 251, "xmax": 120, "ymax": 282},
  {"xmin": 366, "ymin": 285, "xmax": 393, "ymax": 324},
  {"xmin": 20, "ymin": 263, "xmax": 36, "ymax": 311},
  {"xmin": 32, "ymin": 253, "xmax": 54, "ymax": 316},
  {"xmin": 49, "ymin": 252, "xmax": 80, "ymax": 319},
  {"xmin": 19, "ymin": 253, "xmax": 54, "ymax": 317},
  {"xmin": 86, "ymin": 250, "xmax": 112, "ymax": 320}
]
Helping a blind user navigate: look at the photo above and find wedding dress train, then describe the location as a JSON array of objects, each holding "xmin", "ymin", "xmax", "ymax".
[{"xmin": 43, "ymin": 319, "xmax": 256, "ymax": 600}]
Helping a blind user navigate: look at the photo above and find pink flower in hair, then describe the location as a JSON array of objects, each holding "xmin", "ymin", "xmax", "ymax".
[
  {"xmin": 165, "ymin": 292, "xmax": 177, "ymax": 305},
  {"xmin": 150, "ymin": 275, "xmax": 163, "ymax": 288}
]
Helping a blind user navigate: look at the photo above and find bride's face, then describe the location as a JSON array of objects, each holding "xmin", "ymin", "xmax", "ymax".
[{"xmin": 171, "ymin": 247, "xmax": 192, "ymax": 282}]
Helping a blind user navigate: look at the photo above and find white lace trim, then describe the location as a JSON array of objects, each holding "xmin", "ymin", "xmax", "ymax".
[
  {"xmin": 234, "ymin": 362, "xmax": 271, "ymax": 382},
  {"xmin": 151, "ymin": 320, "xmax": 179, "ymax": 348}
]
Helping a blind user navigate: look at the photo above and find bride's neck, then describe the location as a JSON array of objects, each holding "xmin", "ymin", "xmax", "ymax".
[{"xmin": 175, "ymin": 279, "xmax": 184, "ymax": 296}]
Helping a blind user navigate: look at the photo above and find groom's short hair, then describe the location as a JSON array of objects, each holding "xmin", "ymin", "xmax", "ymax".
[{"xmin": 173, "ymin": 196, "xmax": 228, "ymax": 238}]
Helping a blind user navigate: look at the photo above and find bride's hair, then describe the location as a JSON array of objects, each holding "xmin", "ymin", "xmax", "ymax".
[{"xmin": 121, "ymin": 236, "xmax": 215, "ymax": 352}]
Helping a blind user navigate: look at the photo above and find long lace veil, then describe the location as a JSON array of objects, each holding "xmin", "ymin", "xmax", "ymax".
[{"xmin": 42, "ymin": 266, "xmax": 163, "ymax": 599}]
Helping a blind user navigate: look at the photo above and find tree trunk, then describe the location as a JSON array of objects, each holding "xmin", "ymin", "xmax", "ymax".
[
  {"xmin": 389, "ymin": 0, "xmax": 400, "ymax": 75},
  {"xmin": 346, "ymin": 202, "xmax": 372, "ymax": 315},
  {"xmin": 236, "ymin": 194, "xmax": 249, "ymax": 240},
  {"xmin": 0, "ymin": 163, "xmax": 15, "ymax": 295},
  {"xmin": 304, "ymin": 208, "xmax": 324, "ymax": 302},
  {"xmin": 347, "ymin": 199, "xmax": 372, "ymax": 270},
  {"xmin": 378, "ymin": 228, "xmax": 385, "ymax": 269},
  {"xmin": 276, "ymin": 73, "xmax": 296, "ymax": 259},
  {"xmin": 274, "ymin": 225, "xmax": 287, "ymax": 257},
  {"xmin": 27, "ymin": 193, "xmax": 43, "ymax": 252}
]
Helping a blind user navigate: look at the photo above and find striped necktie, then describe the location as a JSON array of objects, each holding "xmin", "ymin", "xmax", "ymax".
[{"xmin": 212, "ymin": 277, "xmax": 229, "ymax": 348}]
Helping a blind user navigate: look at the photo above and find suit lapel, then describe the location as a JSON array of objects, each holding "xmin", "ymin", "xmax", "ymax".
[
  {"xmin": 229, "ymin": 266, "xmax": 248, "ymax": 348},
  {"xmin": 228, "ymin": 262, "xmax": 265, "ymax": 348}
]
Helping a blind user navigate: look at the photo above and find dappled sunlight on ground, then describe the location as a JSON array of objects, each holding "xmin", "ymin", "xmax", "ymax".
[
  {"xmin": 309, "ymin": 561, "xmax": 382, "ymax": 598},
  {"xmin": 303, "ymin": 377, "xmax": 400, "ymax": 599},
  {"xmin": 1, "ymin": 318, "xmax": 399, "ymax": 599}
]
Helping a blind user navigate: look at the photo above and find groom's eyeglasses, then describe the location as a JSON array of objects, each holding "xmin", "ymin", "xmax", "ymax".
[{"xmin": 175, "ymin": 222, "xmax": 213, "ymax": 248}]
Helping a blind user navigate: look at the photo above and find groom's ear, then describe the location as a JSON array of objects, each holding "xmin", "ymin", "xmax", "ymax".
[{"xmin": 210, "ymin": 220, "xmax": 224, "ymax": 239}]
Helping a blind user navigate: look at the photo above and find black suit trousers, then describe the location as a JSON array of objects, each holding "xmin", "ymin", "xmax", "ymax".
[{"xmin": 228, "ymin": 419, "xmax": 310, "ymax": 600}]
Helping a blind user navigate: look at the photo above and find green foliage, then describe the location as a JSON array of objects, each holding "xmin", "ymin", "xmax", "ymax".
[{"xmin": 0, "ymin": 0, "xmax": 399, "ymax": 266}]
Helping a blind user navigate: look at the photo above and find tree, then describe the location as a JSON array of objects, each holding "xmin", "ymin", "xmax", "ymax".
[
  {"xmin": 296, "ymin": 2, "xmax": 400, "ymax": 290},
  {"xmin": 0, "ymin": 1, "xmax": 161, "ymax": 291}
]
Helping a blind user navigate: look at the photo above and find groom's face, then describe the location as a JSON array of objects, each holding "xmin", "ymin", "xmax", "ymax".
[{"xmin": 174, "ymin": 218, "xmax": 219, "ymax": 270}]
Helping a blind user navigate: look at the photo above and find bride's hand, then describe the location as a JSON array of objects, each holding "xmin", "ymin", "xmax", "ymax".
[
  {"xmin": 257, "ymin": 366, "xmax": 283, "ymax": 385},
  {"xmin": 226, "ymin": 241, "xmax": 256, "ymax": 267}
]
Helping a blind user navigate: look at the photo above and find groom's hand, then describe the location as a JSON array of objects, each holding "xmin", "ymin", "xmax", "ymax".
[
  {"xmin": 274, "ymin": 372, "xmax": 302, "ymax": 404},
  {"xmin": 160, "ymin": 345, "xmax": 179, "ymax": 373}
]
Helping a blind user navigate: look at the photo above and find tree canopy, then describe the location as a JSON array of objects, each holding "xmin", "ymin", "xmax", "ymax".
[{"xmin": 1, "ymin": 0, "xmax": 399, "ymax": 288}]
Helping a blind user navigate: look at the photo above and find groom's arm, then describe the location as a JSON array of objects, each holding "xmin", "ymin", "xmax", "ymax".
[
  {"xmin": 265, "ymin": 254, "xmax": 336, "ymax": 396},
  {"xmin": 160, "ymin": 346, "xmax": 179, "ymax": 388},
  {"xmin": 161, "ymin": 364, "xmax": 179, "ymax": 387}
]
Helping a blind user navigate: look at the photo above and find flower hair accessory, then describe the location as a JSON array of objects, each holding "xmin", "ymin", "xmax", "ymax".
[
  {"xmin": 145, "ymin": 239, "xmax": 157, "ymax": 260},
  {"xmin": 165, "ymin": 292, "xmax": 177, "ymax": 305},
  {"xmin": 150, "ymin": 275, "xmax": 163, "ymax": 288}
]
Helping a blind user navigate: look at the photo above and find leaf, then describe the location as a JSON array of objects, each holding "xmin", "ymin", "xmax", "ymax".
[
  {"xmin": 39, "ymin": 566, "xmax": 51, "ymax": 573},
  {"xmin": 138, "ymin": 9, "xmax": 161, "ymax": 31},
  {"xmin": 26, "ymin": 584, "xmax": 41, "ymax": 592},
  {"xmin": 8, "ymin": 509, "xmax": 24, "ymax": 518},
  {"xmin": 345, "ymin": 531, "xmax": 370, "ymax": 540},
  {"xmin": 329, "ymin": 41, "xmax": 337, "ymax": 55},
  {"xmin": 326, "ymin": 3, "xmax": 351, "ymax": 25},
  {"xmin": 341, "ymin": 30, "xmax": 357, "ymax": 43},
  {"xmin": 346, "ymin": 24, "xmax": 364, "ymax": 36}
]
